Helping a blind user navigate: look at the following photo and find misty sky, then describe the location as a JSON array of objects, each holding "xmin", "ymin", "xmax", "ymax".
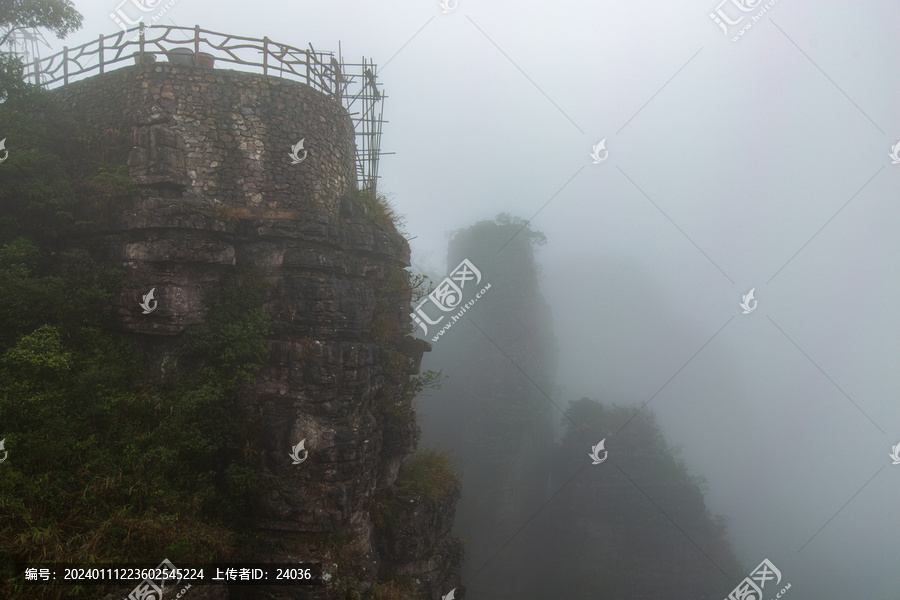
[{"xmin": 38, "ymin": 1, "xmax": 900, "ymax": 597}]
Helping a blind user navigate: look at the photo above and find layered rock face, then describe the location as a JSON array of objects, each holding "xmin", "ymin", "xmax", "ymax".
[
  {"xmin": 416, "ymin": 220, "xmax": 557, "ymax": 600},
  {"xmin": 55, "ymin": 61, "xmax": 460, "ymax": 599}
]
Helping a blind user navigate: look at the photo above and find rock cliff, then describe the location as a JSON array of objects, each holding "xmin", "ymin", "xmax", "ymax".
[
  {"xmin": 416, "ymin": 217, "xmax": 556, "ymax": 600},
  {"xmin": 51, "ymin": 60, "xmax": 461, "ymax": 600}
]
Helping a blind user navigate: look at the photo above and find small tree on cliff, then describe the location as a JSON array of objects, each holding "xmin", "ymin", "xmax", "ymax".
[{"xmin": 0, "ymin": 0, "xmax": 83, "ymax": 101}]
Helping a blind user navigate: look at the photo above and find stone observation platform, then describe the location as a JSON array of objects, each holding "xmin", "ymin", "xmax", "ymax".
[{"xmin": 24, "ymin": 23, "xmax": 387, "ymax": 193}]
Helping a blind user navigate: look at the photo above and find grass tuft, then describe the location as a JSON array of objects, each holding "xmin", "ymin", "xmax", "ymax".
[{"xmin": 395, "ymin": 448, "xmax": 458, "ymax": 504}]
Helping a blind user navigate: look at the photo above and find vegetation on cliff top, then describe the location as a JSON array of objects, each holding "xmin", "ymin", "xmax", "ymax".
[{"xmin": 356, "ymin": 187, "xmax": 404, "ymax": 233}]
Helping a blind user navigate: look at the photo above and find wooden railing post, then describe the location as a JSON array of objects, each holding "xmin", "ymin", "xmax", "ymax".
[
  {"xmin": 194, "ymin": 25, "xmax": 200, "ymax": 66},
  {"xmin": 262, "ymin": 36, "xmax": 268, "ymax": 76},
  {"xmin": 304, "ymin": 51, "xmax": 310, "ymax": 88},
  {"xmin": 63, "ymin": 46, "xmax": 68, "ymax": 85},
  {"xmin": 32, "ymin": 56, "xmax": 39, "ymax": 85},
  {"xmin": 139, "ymin": 22, "xmax": 145, "ymax": 58},
  {"xmin": 99, "ymin": 34, "xmax": 105, "ymax": 74}
]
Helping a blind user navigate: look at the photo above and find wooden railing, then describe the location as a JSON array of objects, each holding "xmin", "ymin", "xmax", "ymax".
[{"xmin": 23, "ymin": 24, "xmax": 386, "ymax": 192}]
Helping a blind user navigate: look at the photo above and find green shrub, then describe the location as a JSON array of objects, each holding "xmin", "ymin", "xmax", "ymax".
[
  {"xmin": 178, "ymin": 266, "xmax": 271, "ymax": 385},
  {"xmin": 0, "ymin": 259, "xmax": 270, "ymax": 599},
  {"xmin": 395, "ymin": 448, "xmax": 458, "ymax": 504}
]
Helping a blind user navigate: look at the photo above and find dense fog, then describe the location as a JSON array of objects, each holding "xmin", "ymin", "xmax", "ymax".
[{"xmin": 35, "ymin": 0, "xmax": 900, "ymax": 598}]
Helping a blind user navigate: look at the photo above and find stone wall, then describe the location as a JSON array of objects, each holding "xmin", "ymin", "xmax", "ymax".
[{"xmin": 55, "ymin": 61, "xmax": 356, "ymax": 217}]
